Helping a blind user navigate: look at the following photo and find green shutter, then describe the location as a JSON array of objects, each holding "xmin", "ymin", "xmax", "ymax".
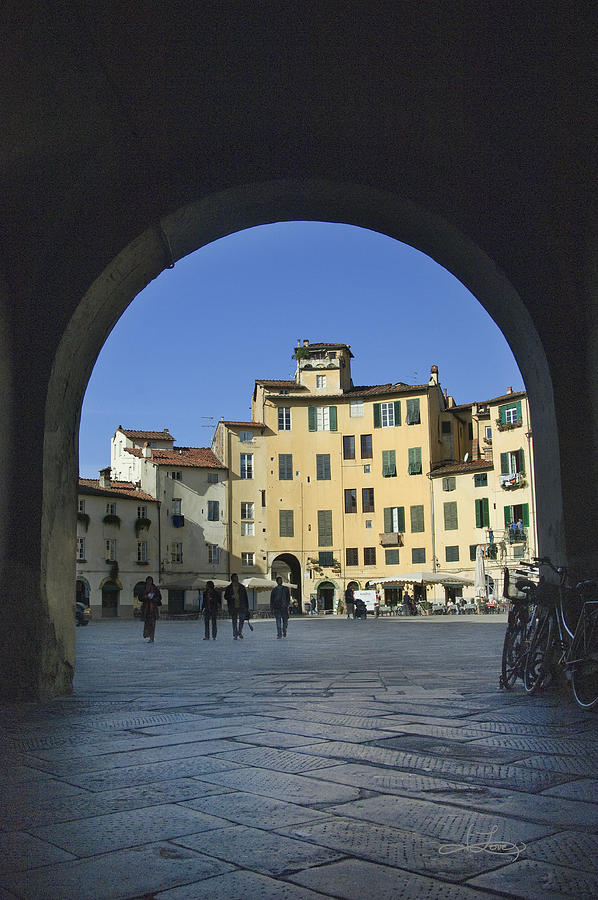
[
  {"xmin": 384, "ymin": 507, "xmax": 392, "ymax": 532},
  {"xmin": 385, "ymin": 549, "xmax": 399, "ymax": 565},
  {"xmin": 329, "ymin": 406, "xmax": 337, "ymax": 431},
  {"xmin": 318, "ymin": 510, "xmax": 333, "ymax": 546},
  {"xmin": 279, "ymin": 510, "xmax": 294, "ymax": 537},
  {"xmin": 475, "ymin": 499, "xmax": 482, "ymax": 528},
  {"xmin": 481, "ymin": 497, "xmax": 489, "ymax": 527},
  {"xmin": 373, "ymin": 403, "xmax": 381, "ymax": 428},
  {"xmin": 410, "ymin": 505, "xmax": 424, "ymax": 533},
  {"xmin": 515, "ymin": 400, "xmax": 522, "ymax": 422},
  {"xmin": 517, "ymin": 449, "xmax": 525, "ymax": 474},
  {"xmin": 444, "ymin": 501, "xmax": 458, "ymax": 530},
  {"xmin": 500, "ymin": 452, "xmax": 509, "ymax": 475},
  {"xmin": 397, "ymin": 506, "xmax": 405, "ymax": 532},
  {"xmin": 406, "ymin": 398, "xmax": 420, "ymax": 424},
  {"xmin": 522, "ymin": 503, "xmax": 529, "ymax": 527},
  {"xmin": 382, "ymin": 450, "xmax": 396, "ymax": 477},
  {"xmin": 394, "ymin": 400, "xmax": 401, "ymax": 425},
  {"xmin": 504, "ymin": 505, "xmax": 511, "ymax": 527},
  {"xmin": 408, "ymin": 447, "xmax": 422, "ymax": 474},
  {"xmin": 308, "ymin": 406, "xmax": 316, "ymax": 431},
  {"xmin": 499, "ymin": 404, "xmax": 507, "ymax": 425}
]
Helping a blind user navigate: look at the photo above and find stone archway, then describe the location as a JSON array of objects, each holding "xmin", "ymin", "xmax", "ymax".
[
  {"xmin": 271, "ymin": 553, "xmax": 302, "ymax": 611},
  {"xmin": 30, "ymin": 181, "xmax": 562, "ymax": 698}
]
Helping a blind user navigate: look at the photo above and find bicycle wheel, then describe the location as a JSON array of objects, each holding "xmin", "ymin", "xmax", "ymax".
[
  {"xmin": 571, "ymin": 608, "xmax": 598, "ymax": 709},
  {"xmin": 523, "ymin": 609, "xmax": 554, "ymax": 694},
  {"xmin": 501, "ymin": 607, "xmax": 527, "ymax": 689}
]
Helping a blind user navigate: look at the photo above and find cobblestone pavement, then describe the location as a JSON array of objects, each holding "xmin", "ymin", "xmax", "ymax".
[{"xmin": 1, "ymin": 615, "xmax": 597, "ymax": 899}]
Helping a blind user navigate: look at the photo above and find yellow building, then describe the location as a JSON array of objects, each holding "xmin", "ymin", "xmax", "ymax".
[{"xmin": 214, "ymin": 340, "xmax": 480, "ymax": 611}]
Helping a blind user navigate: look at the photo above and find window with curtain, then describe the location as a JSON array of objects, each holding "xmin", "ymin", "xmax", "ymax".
[
  {"xmin": 360, "ymin": 434, "xmax": 373, "ymax": 458},
  {"xmin": 384, "ymin": 506, "xmax": 405, "ymax": 532},
  {"xmin": 373, "ymin": 400, "xmax": 401, "ymax": 428},
  {"xmin": 343, "ymin": 435, "xmax": 355, "ymax": 459},
  {"xmin": 344, "ymin": 489, "xmax": 357, "ymax": 513}
]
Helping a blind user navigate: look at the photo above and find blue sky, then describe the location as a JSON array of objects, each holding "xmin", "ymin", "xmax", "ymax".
[{"xmin": 79, "ymin": 221, "xmax": 524, "ymax": 477}]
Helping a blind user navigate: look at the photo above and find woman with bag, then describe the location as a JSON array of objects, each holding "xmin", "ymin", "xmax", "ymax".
[
  {"xmin": 201, "ymin": 580, "xmax": 221, "ymax": 640},
  {"xmin": 141, "ymin": 576, "xmax": 162, "ymax": 642}
]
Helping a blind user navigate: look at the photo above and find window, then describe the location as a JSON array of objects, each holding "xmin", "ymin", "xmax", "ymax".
[
  {"xmin": 316, "ymin": 374, "xmax": 327, "ymax": 390},
  {"xmin": 106, "ymin": 502, "xmax": 117, "ymax": 516},
  {"xmin": 308, "ymin": 405, "xmax": 338, "ymax": 431},
  {"xmin": 346, "ymin": 547, "xmax": 358, "ymax": 566},
  {"xmin": 444, "ymin": 501, "xmax": 458, "ymax": 530},
  {"xmin": 240, "ymin": 453, "xmax": 253, "ymax": 479},
  {"xmin": 261, "ymin": 490, "xmax": 266, "ymax": 507},
  {"xmin": 350, "ymin": 399, "xmax": 364, "ymax": 417},
  {"xmin": 474, "ymin": 473, "xmax": 488, "ymax": 487},
  {"xmin": 241, "ymin": 521, "xmax": 254, "ymax": 536},
  {"xmin": 344, "ymin": 489, "xmax": 357, "ymax": 514},
  {"xmin": 501, "ymin": 450, "xmax": 525, "ymax": 475},
  {"xmin": 279, "ymin": 509, "xmax": 294, "ymax": 537},
  {"xmin": 137, "ymin": 505, "xmax": 147, "ymax": 518},
  {"xmin": 475, "ymin": 497, "xmax": 490, "ymax": 528},
  {"xmin": 362, "ymin": 487, "xmax": 375, "ymax": 513},
  {"xmin": 360, "ymin": 433, "xmax": 373, "ymax": 458},
  {"xmin": 513, "ymin": 545, "xmax": 525, "ymax": 558},
  {"xmin": 470, "ymin": 544, "xmax": 479, "ymax": 561},
  {"xmin": 406, "ymin": 398, "xmax": 420, "ymax": 424},
  {"xmin": 241, "ymin": 501, "xmax": 254, "ymax": 520},
  {"xmin": 76, "ymin": 537, "xmax": 85, "ymax": 560},
  {"xmin": 374, "ymin": 400, "xmax": 401, "ymax": 428},
  {"xmin": 278, "ymin": 453, "xmax": 293, "ymax": 480},
  {"xmin": 172, "ymin": 498, "xmax": 182, "ymax": 516},
  {"xmin": 382, "ymin": 449, "xmax": 396, "ymax": 477},
  {"xmin": 205, "ymin": 500, "xmax": 218, "ymax": 521},
  {"xmin": 365, "ymin": 520, "xmax": 372, "ymax": 529},
  {"xmin": 239, "ymin": 431, "xmax": 253, "ymax": 442},
  {"xmin": 137, "ymin": 540, "xmax": 148, "ymax": 562},
  {"xmin": 78, "ymin": 499, "xmax": 86, "ymax": 514},
  {"xmin": 364, "ymin": 547, "xmax": 376, "ymax": 565},
  {"xmin": 408, "ymin": 447, "xmax": 422, "ymax": 474},
  {"xmin": 442, "ymin": 476, "xmax": 456, "ymax": 491},
  {"xmin": 485, "ymin": 426, "xmax": 492, "ymax": 442},
  {"xmin": 241, "ymin": 552, "xmax": 254, "ymax": 567},
  {"xmin": 343, "ymin": 435, "xmax": 355, "ymax": 459},
  {"xmin": 441, "ymin": 420, "xmax": 452, "ymax": 434},
  {"xmin": 385, "ymin": 548, "xmax": 399, "ymax": 565},
  {"xmin": 207, "ymin": 472, "xmax": 219, "ymax": 483},
  {"xmin": 207, "ymin": 544, "xmax": 220, "ymax": 564},
  {"xmin": 318, "ymin": 551, "xmax": 334, "ymax": 566},
  {"xmin": 318, "ymin": 509, "xmax": 333, "ymax": 546},
  {"xmin": 170, "ymin": 471, "xmax": 182, "ymax": 480},
  {"xmin": 316, "ymin": 454, "xmax": 331, "ymax": 480},
  {"xmin": 170, "ymin": 542, "xmax": 183, "ymax": 563},
  {"xmin": 445, "ymin": 545, "xmax": 460, "ymax": 562},
  {"xmin": 278, "ymin": 406, "xmax": 291, "ymax": 430},
  {"xmin": 105, "ymin": 538, "xmax": 117, "ymax": 561},
  {"xmin": 363, "ymin": 464, "xmax": 371, "ymax": 473},
  {"xmin": 503, "ymin": 503, "xmax": 529, "ymax": 528},
  {"xmin": 499, "ymin": 401, "xmax": 522, "ymax": 425},
  {"xmin": 412, "ymin": 547, "xmax": 426, "ymax": 564},
  {"xmin": 410, "ymin": 505, "xmax": 425, "ymax": 533},
  {"xmin": 384, "ymin": 506, "xmax": 405, "ymax": 532}
]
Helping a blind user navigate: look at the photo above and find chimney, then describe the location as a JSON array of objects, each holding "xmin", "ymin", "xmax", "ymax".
[
  {"xmin": 99, "ymin": 467, "xmax": 111, "ymax": 489},
  {"xmin": 472, "ymin": 438, "xmax": 480, "ymax": 460},
  {"xmin": 297, "ymin": 339, "xmax": 301, "ymax": 347},
  {"xmin": 142, "ymin": 442, "xmax": 152, "ymax": 459},
  {"xmin": 303, "ymin": 339, "xmax": 309, "ymax": 347},
  {"xmin": 507, "ymin": 386, "xmax": 513, "ymax": 394},
  {"xmin": 429, "ymin": 364, "xmax": 439, "ymax": 385}
]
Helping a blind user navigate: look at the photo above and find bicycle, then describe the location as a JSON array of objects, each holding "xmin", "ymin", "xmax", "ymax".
[
  {"xmin": 500, "ymin": 561, "xmax": 540, "ymax": 690},
  {"xmin": 522, "ymin": 557, "xmax": 598, "ymax": 709}
]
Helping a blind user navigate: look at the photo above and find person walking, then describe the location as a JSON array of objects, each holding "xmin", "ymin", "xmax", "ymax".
[
  {"xmin": 270, "ymin": 576, "xmax": 290, "ymax": 638},
  {"xmin": 224, "ymin": 573, "xmax": 249, "ymax": 640},
  {"xmin": 344, "ymin": 585, "xmax": 355, "ymax": 619},
  {"xmin": 141, "ymin": 576, "xmax": 162, "ymax": 642},
  {"xmin": 201, "ymin": 580, "xmax": 221, "ymax": 640}
]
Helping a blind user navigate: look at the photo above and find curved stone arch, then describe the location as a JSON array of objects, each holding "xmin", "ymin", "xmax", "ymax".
[
  {"xmin": 313, "ymin": 578, "xmax": 340, "ymax": 592},
  {"xmin": 41, "ymin": 177, "xmax": 563, "ymax": 692},
  {"xmin": 98, "ymin": 576, "xmax": 124, "ymax": 592}
]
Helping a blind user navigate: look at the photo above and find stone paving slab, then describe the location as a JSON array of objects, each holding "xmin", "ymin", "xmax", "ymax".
[
  {"xmin": 233, "ymin": 717, "xmax": 400, "ymax": 743},
  {"xmin": 288, "ymin": 857, "xmax": 491, "ymax": 899},
  {"xmin": 468, "ymin": 734, "xmax": 598, "ymax": 754},
  {"xmin": 28, "ymin": 803, "xmax": 231, "ymax": 857},
  {"xmin": 194, "ymin": 766, "xmax": 362, "ymax": 805},
  {"xmin": 212, "ymin": 745, "xmax": 344, "ymax": 774},
  {"xmin": 372, "ymin": 734, "xmax": 530, "ymax": 763},
  {"xmin": 523, "ymin": 829, "xmax": 598, "ymax": 873},
  {"xmin": 63, "ymin": 755, "xmax": 240, "ymax": 792},
  {"xmin": 0, "ymin": 842, "xmax": 234, "ymax": 900},
  {"xmin": 468, "ymin": 857, "xmax": 598, "ymax": 897},
  {"xmin": 279, "ymin": 816, "xmax": 516, "ymax": 882},
  {"xmin": 516, "ymin": 753, "xmax": 598, "ymax": 777},
  {"xmin": 175, "ymin": 823, "xmax": 344, "ymax": 876},
  {"xmin": 0, "ymin": 831, "xmax": 75, "ymax": 874},
  {"xmin": 156, "ymin": 868, "xmax": 329, "ymax": 899},
  {"xmin": 293, "ymin": 740, "xmax": 571, "ymax": 791},
  {"xmin": 181, "ymin": 791, "xmax": 332, "ymax": 829},
  {"xmin": 541, "ymin": 778, "xmax": 598, "ymax": 802},
  {"xmin": 325, "ymin": 794, "xmax": 551, "ymax": 844},
  {"xmin": 229, "ymin": 730, "xmax": 324, "ymax": 748},
  {"xmin": 309, "ymin": 762, "xmax": 497, "ymax": 798}
]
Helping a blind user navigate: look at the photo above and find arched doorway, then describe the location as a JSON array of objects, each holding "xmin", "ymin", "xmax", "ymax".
[
  {"xmin": 34, "ymin": 180, "xmax": 562, "ymax": 698},
  {"xmin": 271, "ymin": 553, "xmax": 302, "ymax": 613},
  {"xmin": 101, "ymin": 581, "xmax": 120, "ymax": 618},
  {"xmin": 317, "ymin": 580, "xmax": 336, "ymax": 614}
]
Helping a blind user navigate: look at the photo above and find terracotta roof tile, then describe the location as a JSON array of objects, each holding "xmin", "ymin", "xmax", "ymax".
[
  {"xmin": 117, "ymin": 427, "xmax": 175, "ymax": 441},
  {"xmin": 124, "ymin": 446, "xmax": 225, "ymax": 468},
  {"xmin": 221, "ymin": 421, "xmax": 264, "ymax": 428},
  {"xmin": 78, "ymin": 479, "xmax": 156, "ymax": 502},
  {"xmin": 255, "ymin": 379, "xmax": 300, "ymax": 387},
  {"xmin": 450, "ymin": 390, "xmax": 527, "ymax": 411},
  {"xmin": 430, "ymin": 460, "xmax": 494, "ymax": 476}
]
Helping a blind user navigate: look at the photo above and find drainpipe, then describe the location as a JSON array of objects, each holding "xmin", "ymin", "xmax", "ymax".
[
  {"xmin": 227, "ymin": 427, "xmax": 232, "ymax": 576},
  {"xmin": 157, "ymin": 500, "xmax": 162, "ymax": 576}
]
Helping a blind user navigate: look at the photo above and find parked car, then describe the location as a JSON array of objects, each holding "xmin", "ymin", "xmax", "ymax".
[{"xmin": 76, "ymin": 601, "xmax": 91, "ymax": 626}]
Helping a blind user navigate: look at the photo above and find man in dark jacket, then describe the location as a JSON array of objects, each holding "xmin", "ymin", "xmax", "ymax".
[
  {"xmin": 270, "ymin": 576, "xmax": 291, "ymax": 638},
  {"xmin": 201, "ymin": 581, "xmax": 221, "ymax": 640},
  {"xmin": 224, "ymin": 573, "xmax": 249, "ymax": 639}
]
